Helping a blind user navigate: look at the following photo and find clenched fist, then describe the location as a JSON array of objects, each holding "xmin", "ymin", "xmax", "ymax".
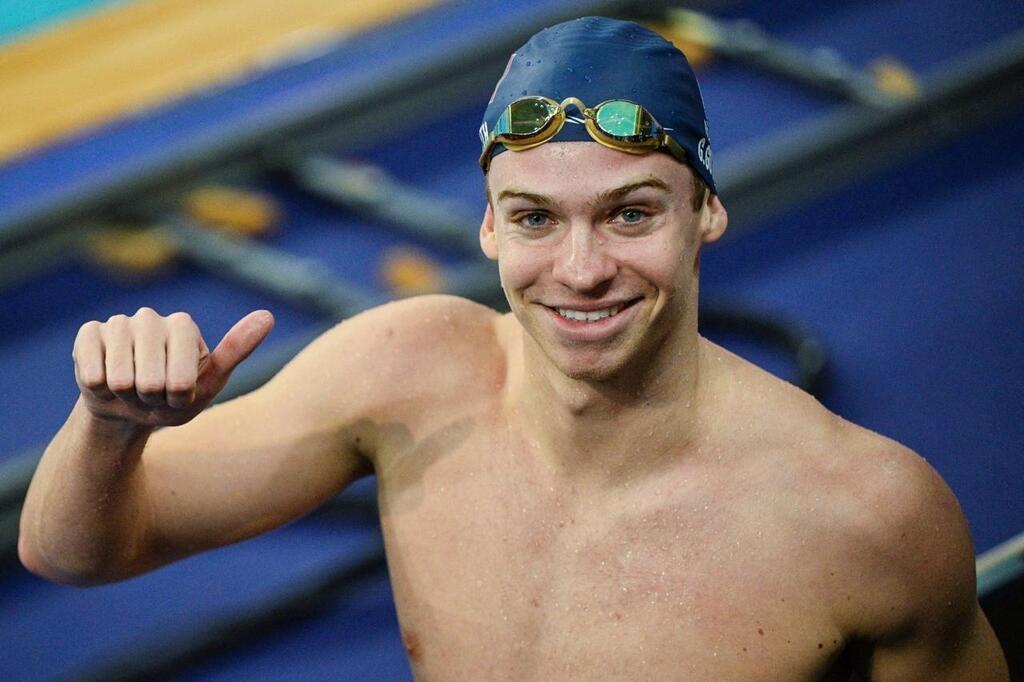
[{"xmin": 72, "ymin": 307, "xmax": 274, "ymax": 427}]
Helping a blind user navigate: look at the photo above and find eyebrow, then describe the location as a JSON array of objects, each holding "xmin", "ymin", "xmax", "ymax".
[
  {"xmin": 495, "ymin": 176, "xmax": 673, "ymax": 207},
  {"xmin": 496, "ymin": 189, "xmax": 554, "ymax": 206},
  {"xmin": 597, "ymin": 177, "xmax": 673, "ymax": 204}
]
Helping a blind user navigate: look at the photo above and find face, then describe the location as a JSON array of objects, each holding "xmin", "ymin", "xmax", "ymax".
[{"xmin": 480, "ymin": 142, "xmax": 727, "ymax": 381}]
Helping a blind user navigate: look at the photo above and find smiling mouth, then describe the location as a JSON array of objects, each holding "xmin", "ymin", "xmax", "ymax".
[{"xmin": 548, "ymin": 298, "xmax": 641, "ymax": 323}]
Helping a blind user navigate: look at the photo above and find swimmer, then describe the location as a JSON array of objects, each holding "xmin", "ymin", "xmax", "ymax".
[{"xmin": 19, "ymin": 17, "xmax": 1008, "ymax": 680}]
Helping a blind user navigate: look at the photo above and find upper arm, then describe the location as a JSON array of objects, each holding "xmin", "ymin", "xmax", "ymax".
[
  {"xmin": 871, "ymin": 596, "xmax": 1008, "ymax": 680},
  {"xmin": 848, "ymin": 443, "xmax": 1009, "ymax": 680},
  {"xmin": 135, "ymin": 295, "xmax": 491, "ymax": 567}
]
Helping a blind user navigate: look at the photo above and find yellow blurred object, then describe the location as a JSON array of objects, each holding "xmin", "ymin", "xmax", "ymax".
[
  {"xmin": 871, "ymin": 57, "xmax": 922, "ymax": 99},
  {"xmin": 0, "ymin": 0, "xmax": 444, "ymax": 164},
  {"xmin": 652, "ymin": 10, "xmax": 721, "ymax": 69},
  {"xmin": 380, "ymin": 248, "xmax": 445, "ymax": 297},
  {"xmin": 86, "ymin": 226, "xmax": 178, "ymax": 278},
  {"xmin": 183, "ymin": 186, "xmax": 279, "ymax": 236},
  {"xmin": 646, "ymin": 20, "xmax": 715, "ymax": 68}
]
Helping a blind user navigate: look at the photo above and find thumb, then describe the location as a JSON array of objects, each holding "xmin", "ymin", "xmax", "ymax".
[{"xmin": 207, "ymin": 310, "xmax": 275, "ymax": 381}]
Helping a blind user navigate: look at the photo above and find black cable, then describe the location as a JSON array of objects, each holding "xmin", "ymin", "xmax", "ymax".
[
  {"xmin": 980, "ymin": 572, "xmax": 1024, "ymax": 680},
  {"xmin": 0, "ymin": 507, "xmax": 21, "ymax": 575},
  {"xmin": 700, "ymin": 301, "xmax": 829, "ymax": 397}
]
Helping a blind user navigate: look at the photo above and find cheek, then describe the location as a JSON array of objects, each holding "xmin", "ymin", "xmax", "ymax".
[
  {"xmin": 497, "ymin": 245, "xmax": 547, "ymax": 293},
  {"xmin": 616, "ymin": 240, "xmax": 684, "ymax": 289}
]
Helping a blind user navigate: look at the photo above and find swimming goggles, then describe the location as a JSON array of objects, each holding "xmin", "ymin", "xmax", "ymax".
[{"xmin": 478, "ymin": 96, "xmax": 688, "ymax": 172}]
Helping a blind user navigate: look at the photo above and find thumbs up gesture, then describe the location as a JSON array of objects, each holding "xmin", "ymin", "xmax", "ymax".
[{"xmin": 72, "ymin": 308, "xmax": 274, "ymax": 428}]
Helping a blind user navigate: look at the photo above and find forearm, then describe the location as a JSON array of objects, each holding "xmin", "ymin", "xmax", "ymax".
[{"xmin": 19, "ymin": 398, "xmax": 155, "ymax": 585}]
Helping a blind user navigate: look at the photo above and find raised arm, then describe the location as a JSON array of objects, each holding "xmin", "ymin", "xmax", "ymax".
[{"xmin": 18, "ymin": 306, "xmax": 375, "ymax": 585}]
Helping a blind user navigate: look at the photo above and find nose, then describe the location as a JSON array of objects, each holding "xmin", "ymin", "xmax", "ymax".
[{"xmin": 551, "ymin": 223, "xmax": 618, "ymax": 293}]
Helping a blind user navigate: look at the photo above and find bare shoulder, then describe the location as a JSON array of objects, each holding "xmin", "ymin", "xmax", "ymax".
[
  {"xmin": 709, "ymin": 343, "xmax": 1005, "ymax": 676},
  {"xmin": 824, "ymin": 417, "xmax": 974, "ymax": 590},
  {"xmin": 706, "ymin": 339, "xmax": 973, "ymax": 622},
  {"xmin": 706, "ymin": 340, "xmax": 956, "ymax": 525},
  {"xmin": 315, "ymin": 294, "xmax": 501, "ymax": 360},
  {"xmin": 290, "ymin": 294, "xmax": 506, "ymax": 418}
]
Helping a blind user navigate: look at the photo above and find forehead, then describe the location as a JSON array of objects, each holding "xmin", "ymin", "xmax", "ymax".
[{"xmin": 487, "ymin": 142, "xmax": 692, "ymax": 202}]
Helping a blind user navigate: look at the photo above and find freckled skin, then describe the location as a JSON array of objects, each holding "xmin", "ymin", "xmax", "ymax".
[{"xmin": 23, "ymin": 143, "xmax": 1007, "ymax": 680}]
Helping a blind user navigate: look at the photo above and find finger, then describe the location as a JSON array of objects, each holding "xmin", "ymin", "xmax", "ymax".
[
  {"xmin": 166, "ymin": 312, "xmax": 200, "ymax": 409},
  {"xmin": 132, "ymin": 308, "xmax": 167, "ymax": 407},
  {"xmin": 206, "ymin": 310, "xmax": 275, "ymax": 383},
  {"xmin": 102, "ymin": 314, "xmax": 136, "ymax": 401},
  {"xmin": 74, "ymin": 321, "xmax": 114, "ymax": 401}
]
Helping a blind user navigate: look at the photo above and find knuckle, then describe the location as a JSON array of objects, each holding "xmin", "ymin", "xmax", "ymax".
[
  {"xmin": 166, "ymin": 379, "xmax": 195, "ymax": 394},
  {"xmin": 167, "ymin": 311, "xmax": 194, "ymax": 326},
  {"xmin": 79, "ymin": 320, "xmax": 102, "ymax": 335},
  {"xmin": 106, "ymin": 313, "xmax": 129, "ymax": 325},
  {"xmin": 136, "ymin": 378, "xmax": 165, "ymax": 394},
  {"xmin": 106, "ymin": 375, "xmax": 134, "ymax": 392},
  {"xmin": 135, "ymin": 306, "xmax": 157, "ymax": 318},
  {"xmin": 78, "ymin": 371, "xmax": 105, "ymax": 390},
  {"xmin": 73, "ymin": 322, "xmax": 101, "ymax": 355}
]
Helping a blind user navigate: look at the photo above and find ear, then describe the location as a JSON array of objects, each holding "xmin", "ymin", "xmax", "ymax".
[
  {"xmin": 699, "ymin": 192, "xmax": 728, "ymax": 244},
  {"xmin": 480, "ymin": 202, "xmax": 499, "ymax": 260}
]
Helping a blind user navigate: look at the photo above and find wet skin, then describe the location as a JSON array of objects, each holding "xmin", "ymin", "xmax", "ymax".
[
  {"xmin": 371, "ymin": 144, "xmax": 1004, "ymax": 679},
  {"xmin": 20, "ymin": 143, "xmax": 1007, "ymax": 680}
]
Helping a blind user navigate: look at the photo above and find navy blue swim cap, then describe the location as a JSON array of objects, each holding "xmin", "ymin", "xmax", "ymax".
[{"xmin": 480, "ymin": 16, "xmax": 715, "ymax": 193}]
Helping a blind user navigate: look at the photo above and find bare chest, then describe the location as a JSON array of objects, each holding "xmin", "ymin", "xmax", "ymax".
[{"xmin": 374, "ymin": 422, "xmax": 845, "ymax": 680}]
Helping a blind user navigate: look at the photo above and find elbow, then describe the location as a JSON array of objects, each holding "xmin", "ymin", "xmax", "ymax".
[
  {"xmin": 17, "ymin": 532, "xmax": 127, "ymax": 587},
  {"xmin": 17, "ymin": 532, "xmax": 46, "ymax": 577},
  {"xmin": 18, "ymin": 491, "xmax": 160, "ymax": 586},
  {"xmin": 16, "ymin": 532, "xmax": 70, "ymax": 584}
]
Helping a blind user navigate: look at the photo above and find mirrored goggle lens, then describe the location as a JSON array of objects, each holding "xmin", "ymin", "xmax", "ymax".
[
  {"xmin": 594, "ymin": 100, "xmax": 657, "ymax": 141},
  {"xmin": 494, "ymin": 99, "xmax": 559, "ymax": 138}
]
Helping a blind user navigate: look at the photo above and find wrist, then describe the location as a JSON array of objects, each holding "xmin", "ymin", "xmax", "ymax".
[{"xmin": 72, "ymin": 397, "xmax": 155, "ymax": 442}]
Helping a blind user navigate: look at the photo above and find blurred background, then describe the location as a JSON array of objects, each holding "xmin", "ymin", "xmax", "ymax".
[{"xmin": 0, "ymin": 0, "xmax": 1021, "ymax": 679}]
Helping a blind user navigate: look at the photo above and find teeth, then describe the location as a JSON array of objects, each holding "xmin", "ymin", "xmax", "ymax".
[{"xmin": 557, "ymin": 305, "xmax": 621, "ymax": 322}]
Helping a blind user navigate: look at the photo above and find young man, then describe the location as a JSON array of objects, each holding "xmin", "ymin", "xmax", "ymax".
[{"xmin": 19, "ymin": 17, "xmax": 1007, "ymax": 680}]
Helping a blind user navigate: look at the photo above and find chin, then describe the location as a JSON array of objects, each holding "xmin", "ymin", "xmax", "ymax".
[
  {"xmin": 560, "ymin": 366, "xmax": 620, "ymax": 382},
  {"xmin": 548, "ymin": 347, "xmax": 634, "ymax": 382}
]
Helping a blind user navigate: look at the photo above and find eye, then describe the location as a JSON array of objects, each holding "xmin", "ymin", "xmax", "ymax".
[
  {"xmin": 516, "ymin": 211, "xmax": 553, "ymax": 229},
  {"xmin": 614, "ymin": 207, "xmax": 649, "ymax": 225}
]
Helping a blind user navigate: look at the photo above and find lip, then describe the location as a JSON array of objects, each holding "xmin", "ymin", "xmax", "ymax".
[
  {"xmin": 539, "ymin": 298, "xmax": 643, "ymax": 342},
  {"xmin": 545, "ymin": 300, "xmax": 634, "ymax": 312}
]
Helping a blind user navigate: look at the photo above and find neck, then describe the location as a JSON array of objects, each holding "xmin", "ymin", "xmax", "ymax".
[{"xmin": 506, "ymin": 316, "xmax": 712, "ymax": 484}]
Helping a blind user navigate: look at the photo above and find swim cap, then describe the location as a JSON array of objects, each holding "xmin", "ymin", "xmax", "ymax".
[{"xmin": 479, "ymin": 16, "xmax": 716, "ymax": 193}]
